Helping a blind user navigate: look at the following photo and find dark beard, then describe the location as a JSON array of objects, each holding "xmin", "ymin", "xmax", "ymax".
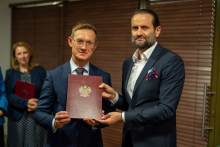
[{"xmin": 132, "ymin": 33, "xmax": 156, "ymax": 49}]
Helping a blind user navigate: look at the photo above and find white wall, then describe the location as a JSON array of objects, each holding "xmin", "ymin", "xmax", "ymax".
[
  {"xmin": 0, "ymin": 0, "xmax": 41, "ymax": 78},
  {"xmin": 0, "ymin": 0, "xmax": 11, "ymax": 78}
]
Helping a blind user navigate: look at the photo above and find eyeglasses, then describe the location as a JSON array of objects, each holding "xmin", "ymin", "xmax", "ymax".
[{"xmin": 71, "ymin": 38, "xmax": 95, "ymax": 49}]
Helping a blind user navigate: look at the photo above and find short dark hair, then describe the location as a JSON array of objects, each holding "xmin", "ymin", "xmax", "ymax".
[
  {"xmin": 70, "ymin": 21, "xmax": 98, "ymax": 42},
  {"xmin": 131, "ymin": 9, "xmax": 160, "ymax": 29}
]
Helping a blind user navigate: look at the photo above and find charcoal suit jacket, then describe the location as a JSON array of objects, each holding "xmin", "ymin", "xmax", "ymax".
[{"xmin": 114, "ymin": 43, "xmax": 185, "ymax": 147}]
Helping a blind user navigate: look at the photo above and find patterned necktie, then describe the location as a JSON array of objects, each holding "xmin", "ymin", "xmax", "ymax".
[{"xmin": 76, "ymin": 68, "xmax": 85, "ymax": 75}]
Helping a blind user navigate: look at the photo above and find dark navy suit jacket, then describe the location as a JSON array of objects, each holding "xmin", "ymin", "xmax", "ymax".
[
  {"xmin": 5, "ymin": 66, "xmax": 46, "ymax": 120},
  {"xmin": 114, "ymin": 43, "xmax": 185, "ymax": 147},
  {"xmin": 34, "ymin": 62, "xmax": 115, "ymax": 147}
]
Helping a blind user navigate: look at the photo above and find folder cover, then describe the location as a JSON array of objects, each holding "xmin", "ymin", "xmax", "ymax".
[
  {"xmin": 66, "ymin": 75, "xmax": 102, "ymax": 119},
  {"xmin": 15, "ymin": 80, "xmax": 35, "ymax": 99}
]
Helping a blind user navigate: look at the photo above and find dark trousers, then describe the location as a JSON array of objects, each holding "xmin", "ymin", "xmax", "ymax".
[
  {"xmin": 125, "ymin": 133, "xmax": 134, "ymax": 147},
  {"xmin": 0, "ymin": 125, "xmax": 4, "ymax": 147}
]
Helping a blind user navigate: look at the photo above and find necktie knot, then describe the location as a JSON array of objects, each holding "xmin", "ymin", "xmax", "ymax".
[{"xmin": 76, "ymin": 68, "xmax": 85, "ymax": 75}]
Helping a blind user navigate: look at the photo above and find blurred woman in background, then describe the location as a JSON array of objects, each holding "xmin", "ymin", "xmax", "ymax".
[
  {"xmin": 5, "ymin": 42, "xmax": 47, "ymax": 147},
  {"xmin": 0, "ymin": 66, "xmax": 8, "ymax": 147}
]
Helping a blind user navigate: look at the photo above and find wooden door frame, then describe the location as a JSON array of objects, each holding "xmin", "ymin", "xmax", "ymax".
[{"xmin": 209, "ymin": 0, "xmax": 220, "ymax": 146}]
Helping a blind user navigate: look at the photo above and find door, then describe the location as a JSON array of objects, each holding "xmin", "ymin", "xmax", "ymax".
[{"xmin": 208, "ymin": 0, "xmax": 220, "ymax": 146}]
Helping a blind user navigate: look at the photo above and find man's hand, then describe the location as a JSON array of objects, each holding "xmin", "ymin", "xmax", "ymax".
[
  {"xmin": 99, "ymin": 83, "xmax": 116, "ymax": 100},
  {"xmin": 0, "ymin": 110, "xmax": 3, "ymax": 117},
  {"xmin": 95, "ymin": 112, "xmax": 122, "ymax": 126},
  {"xmin": 27, "ymin": 98, "xmax": 38, "ymax": 112},
  {"xmin": 84, "ymin": 110, "xmax": 104, "ymax": 126},
  {"xmin": 84, "ymin": 118, "xmax": 99, "ymax": 126},
  {"xmin": 54, "ymin": 111, "xmax": 71, "ymax": 129}
]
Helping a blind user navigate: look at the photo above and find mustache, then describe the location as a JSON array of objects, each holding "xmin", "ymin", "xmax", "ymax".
[{"xmin": 134, "ymin": 35, "xmax": 147, "ymax": 40}]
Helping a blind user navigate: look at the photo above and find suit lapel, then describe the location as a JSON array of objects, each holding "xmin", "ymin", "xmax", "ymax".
[
  {"xmin": 13, "ymin": 70, "xmax": 21, "ymax": 92},
  {"xmin": 132, "ymin": 43, "xmax": 162, "ymax": 98},
  {"xmin": 31, "ymin": 68, "xmax": 37, "ymax": 84},
  {"xmin": 61, "ymin": 62, "xmax": 71, "ymax": 95},
  {"xmin": 14, "ymin": 70, "xmax": 21, "ymax": 82},
  {"xmin": 89, "ymin": 63, "xmax": 97, "ymax": 76},
  {"xmin": 124, "ymin": 58, "xmax": 134, "ymax": 100}
]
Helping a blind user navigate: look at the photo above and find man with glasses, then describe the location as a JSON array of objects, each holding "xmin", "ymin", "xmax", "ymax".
[{"xmin": 34, "ymin": 22, "xmax": 115, "ymax": 147}]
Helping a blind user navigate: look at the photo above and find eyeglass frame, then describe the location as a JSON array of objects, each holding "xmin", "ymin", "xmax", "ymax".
[{"xmin": 71, "ymin": 37, "xmax": 96, "ymax": 49}]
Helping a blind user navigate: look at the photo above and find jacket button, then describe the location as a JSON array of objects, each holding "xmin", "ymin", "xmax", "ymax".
[{"xmin": 131, "ymin": 107, "xmax": 135, "ymax": 110}]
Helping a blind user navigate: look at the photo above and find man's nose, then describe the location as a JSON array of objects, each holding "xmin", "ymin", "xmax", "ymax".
[
  {"xmin": 137, "ymin": 28, "xmax": 143, "ymax": 36},
  {"xmin": 81, "ymin": 42, "xmax": 87, "ymax": 49}
]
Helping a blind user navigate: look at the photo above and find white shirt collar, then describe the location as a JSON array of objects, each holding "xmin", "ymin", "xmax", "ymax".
[
  {"xmin": 69, "ymin": 58, "xmax": 89, "ymax": 74},
  {"xmin": 132, "ymin": 42, "xmax": 158, "ymax": 63}
]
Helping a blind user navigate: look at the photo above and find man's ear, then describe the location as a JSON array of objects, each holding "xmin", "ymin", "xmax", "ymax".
[
  {"xmin": 68, "ymin": 37, "xmax": 73, "ymax": 47},
  {"xmin": 155, "ymin": 26, "xmax": 161, "ymax": 38},
  {"xmin": 92, "ymin": 43, "xmax": 98, "ymax": 51}
]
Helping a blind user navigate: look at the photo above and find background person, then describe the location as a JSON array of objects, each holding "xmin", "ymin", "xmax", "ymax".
[
  {"xmin": 0, "ymin": 66, "xmax": 8, "ymax": 147},
  {"xmin": 5, "ymin": 42, "xmax": 47, "ymax": 147}
]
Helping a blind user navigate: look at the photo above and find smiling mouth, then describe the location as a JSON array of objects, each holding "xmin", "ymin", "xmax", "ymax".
[
  {"xmin": 136, "ymin": 36, "xmax": 146, "ymax": 40},
  {"xmin": 136, "ymin": 38, "xmax": 145, "ymax": 41},
  {"xmin": 79, "ymin": 52, "xmax": 87, "ymax": 55}
]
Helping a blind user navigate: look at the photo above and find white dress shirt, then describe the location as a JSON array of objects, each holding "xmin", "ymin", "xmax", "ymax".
[
  {"xmin": 110, "ymin": 42, "xmax": 158, "ymax": 122},
  {"xmin": 52, "ymin": 58, "xmax": 90, "ymax": 132}
]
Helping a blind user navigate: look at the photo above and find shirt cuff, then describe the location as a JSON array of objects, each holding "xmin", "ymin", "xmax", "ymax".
[
  {"xmin": 109, "ymin": 92, "xmax": 119, "ymax": 105},
  {"xmin": 122, "ymin": 112, "xmax": 126, "ymax": 122},
  {"xmin": 52, "ymin": 118, "xmax": 57, "ymax": 133}
]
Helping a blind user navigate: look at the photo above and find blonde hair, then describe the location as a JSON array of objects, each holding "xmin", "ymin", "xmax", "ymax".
[
  {"xmin": 70, "ymin": 21, "xmax": 98, "ymax": 42},
  {"xmin": 11, "ymin": 42, "xmax": 39, "ymax": 72}
]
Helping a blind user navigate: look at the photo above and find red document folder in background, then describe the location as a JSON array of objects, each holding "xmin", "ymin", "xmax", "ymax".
[
  {"xmin": 15, "ymin": 80, "xmax": 35, "ymax": 99},
  {"xmin": 66, "ymin": 75, "xmax": 102, "ymax": 119}
]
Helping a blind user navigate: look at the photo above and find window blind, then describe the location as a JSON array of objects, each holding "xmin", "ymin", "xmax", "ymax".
[{"xmin": 146, "ymin": 0, "xmax": 215, "ymax": 146}]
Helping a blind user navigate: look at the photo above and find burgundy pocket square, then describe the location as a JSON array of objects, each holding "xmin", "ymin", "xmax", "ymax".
[{"xmin": 146, "ymin": 68, "xmax": 158, "ymax": 80}]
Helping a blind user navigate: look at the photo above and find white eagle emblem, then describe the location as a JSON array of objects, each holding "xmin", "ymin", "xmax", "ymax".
[{"xmin": 79, "ymin": 86, "xmax": 91, "ymax": 97}]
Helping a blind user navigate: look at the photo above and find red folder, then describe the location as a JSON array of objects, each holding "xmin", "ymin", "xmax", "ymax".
[
  {"xmin": 66, "ymin": 75, "xmax": 102, "ymax": 119},
  {"xmin": 15, "ymin": 80, "xmax": 35, "ymax": 99}
]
